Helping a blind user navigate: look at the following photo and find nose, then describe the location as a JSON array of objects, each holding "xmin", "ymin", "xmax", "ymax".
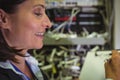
[{"xmin": 43, "ymin": 14, "xmax": 52, "ymax": 28}]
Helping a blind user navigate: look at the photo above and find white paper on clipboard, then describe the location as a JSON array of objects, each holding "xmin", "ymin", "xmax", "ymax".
[{"xmin": 79, "ymin": 50, "xmax": 112, "ymax": 80}]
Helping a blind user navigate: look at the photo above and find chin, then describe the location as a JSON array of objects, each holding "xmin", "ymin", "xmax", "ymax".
[{"xmin": 34, "ymin": 44, "xmax": 43, "ymax": 49}]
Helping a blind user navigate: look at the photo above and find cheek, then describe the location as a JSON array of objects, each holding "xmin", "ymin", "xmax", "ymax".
[
  {"xmin": 20, "ymin": 20, "xmax": 40, "ymax": 36},
  {"xmin": 22, "ymin": 21, "xmax": 43, "ymax": 48},
  {"xmin": 22, "ymin": 21, "xmax": 39, "ymax": 40},
  {"xmin": 9, "ymin": 14, "xmax": 43, "ymax": 49},
  {"xmin": 24, "ymin": 20, "xmax": 39, "ymax": 30}
]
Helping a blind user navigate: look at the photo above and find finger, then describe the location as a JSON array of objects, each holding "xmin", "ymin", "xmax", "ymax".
[
  {"xmin": 111, "ymin": 50, "xmax": 120, "ymax": 65},
  {"xmin": 112, "ymin": 50, "xmax": 119, "ymax": 58},
  {"xmin": 111, "ymin": 50, "xmax": 120, "ymax": 63},
  {"xmin": 104, "ymin": 61, "xmax": 114, "ymax": 79}
]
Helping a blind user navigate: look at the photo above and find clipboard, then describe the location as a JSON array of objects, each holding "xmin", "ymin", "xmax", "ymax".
[{"xmin": 79, "ymin": 50, "xmax": 112, "ymax": 80}]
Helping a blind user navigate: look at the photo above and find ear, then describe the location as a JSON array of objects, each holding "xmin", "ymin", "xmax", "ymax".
[{"xmin": 0, "ymin": 9, "xmax": 10, "ymax": 29}]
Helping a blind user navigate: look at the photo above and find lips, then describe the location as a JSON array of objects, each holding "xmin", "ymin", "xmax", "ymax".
[{"xmin": 35, "ymin": 32, "xmax": 44, "ymax": 36}]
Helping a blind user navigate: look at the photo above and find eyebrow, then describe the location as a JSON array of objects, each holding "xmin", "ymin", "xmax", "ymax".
[{"xmin": 33, "ymin": 4, "xmax": 46, "ymax": 9}]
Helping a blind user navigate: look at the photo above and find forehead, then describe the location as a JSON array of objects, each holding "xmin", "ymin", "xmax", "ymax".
[
  {"xmin": 19, "ymin": 0, "xmax": 46, "ymax": 9},
  {"xmin": 30, "ymin": 0, "xmax": 45, "ymax": 5}
]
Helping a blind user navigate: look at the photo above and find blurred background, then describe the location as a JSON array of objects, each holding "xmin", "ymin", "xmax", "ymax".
[{"xmin": 28, "ymin": 0, "xmax": 120, "ymax": 80}]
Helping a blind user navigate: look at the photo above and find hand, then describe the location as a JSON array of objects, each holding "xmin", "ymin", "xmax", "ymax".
[{"xmin": 105, "ymin": 50, "xmax": 120, "ymax": 80}]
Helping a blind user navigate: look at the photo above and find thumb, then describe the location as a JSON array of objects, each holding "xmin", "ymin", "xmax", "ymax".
[{"xmin": 104, "ymin": 60, "xmax": 114, "ymax": 79}]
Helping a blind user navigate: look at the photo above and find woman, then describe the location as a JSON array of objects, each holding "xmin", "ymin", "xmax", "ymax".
[{"xmin": 0, "ymin": 0, "xmax": 51, "ymax": 80}]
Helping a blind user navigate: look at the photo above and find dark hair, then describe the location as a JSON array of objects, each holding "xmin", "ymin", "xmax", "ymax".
[
  {"xmin": 0, "ymin": 0, "xmax": 26, "ymax": 13},
  {"xmin": 0, "ymin": 0, "xmax": 26, "ymax": 62}
]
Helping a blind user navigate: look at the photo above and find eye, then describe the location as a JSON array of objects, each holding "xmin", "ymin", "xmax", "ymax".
[
  {"xmin": 34, "ymin": 12, "xmax": 42, "ymax": 16},
  {"xmin": 33, "ymin": 7, "xmax": 44, "ymax": 17}
]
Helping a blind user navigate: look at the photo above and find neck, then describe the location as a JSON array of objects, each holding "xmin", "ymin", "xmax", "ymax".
[
  {"xmin": 11, "ymin": 55, "xmax": 34, "ymax": 79},
  {"xmin": 12, "ymin": 55, "xmax": 26, "ymax": 64},
  {"xmin": 11, "ymin": 49, "xmax": 27, "ymax": 65}
]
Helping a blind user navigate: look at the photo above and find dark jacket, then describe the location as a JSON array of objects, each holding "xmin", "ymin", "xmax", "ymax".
[{"xmin": 0, "ymin": 67, "xmax": 48, "ymax": 80}]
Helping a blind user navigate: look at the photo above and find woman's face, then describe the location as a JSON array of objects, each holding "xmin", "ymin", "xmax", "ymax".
[{"xmin": 4, "ymin": 0, "xmax": 51, "ymax": 50}]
